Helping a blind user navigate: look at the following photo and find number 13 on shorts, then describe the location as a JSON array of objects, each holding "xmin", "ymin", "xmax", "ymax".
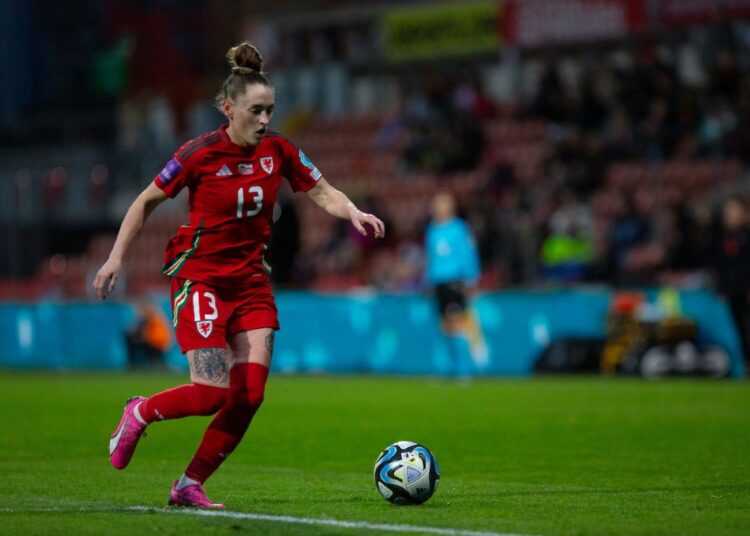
[
  {"xmin": 194, "ymin": 291, "xmax": 218, "ymax": 321},
  {"xmin": 193, "ymin": 290, "xmax": 218, "ymax": 338}
]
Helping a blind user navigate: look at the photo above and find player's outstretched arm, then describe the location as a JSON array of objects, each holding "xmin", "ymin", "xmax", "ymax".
[
  {"xmin": 93, "ymin": 182, "xmax": 168, "ymax": 300},
  {"xmin": 306, "ymin": 178, "xmax": 385, "ymax": 238}
]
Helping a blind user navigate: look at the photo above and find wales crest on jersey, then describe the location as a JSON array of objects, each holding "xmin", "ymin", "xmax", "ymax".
[{"xmin": 260, "ymin": 157, "xmax": 274, "ymax": 174}]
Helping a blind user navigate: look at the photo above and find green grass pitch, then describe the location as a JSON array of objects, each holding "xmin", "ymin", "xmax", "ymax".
[{"xmin": 0, "ymin": 372, "xmax": 748, "ymax": 535}]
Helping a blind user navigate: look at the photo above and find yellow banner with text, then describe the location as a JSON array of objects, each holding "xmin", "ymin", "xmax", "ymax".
[{"xmin": 383, "ymin": 1, "xmax": 502, "ymax": 62}]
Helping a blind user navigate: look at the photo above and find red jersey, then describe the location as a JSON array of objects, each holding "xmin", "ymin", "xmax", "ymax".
[{"xmin": 154, "ymin": 125, "xmax": 322, "ymax": 286}]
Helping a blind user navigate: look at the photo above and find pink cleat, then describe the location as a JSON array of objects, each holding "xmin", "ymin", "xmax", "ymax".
[
  {"xmin": 108, "ymin": 396, "xmax": 147, "ymax": 470},
  {"xmin": 169, "ymin": 480, "xmax": 225, "ymax": 509}
]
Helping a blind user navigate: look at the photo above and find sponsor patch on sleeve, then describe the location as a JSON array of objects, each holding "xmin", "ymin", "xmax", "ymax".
[
  {"xmin": 158, "ymin": 158, "xmax": 183, "ymax": 185},
  {"xmin": 298, "ymin": 149, "xmax": 322, "ymax": 181}
]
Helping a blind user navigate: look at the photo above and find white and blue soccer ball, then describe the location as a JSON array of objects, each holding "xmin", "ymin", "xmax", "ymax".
[{"xmin": 373, "ymin": 441, "xmax": 440, "ymax": 505}]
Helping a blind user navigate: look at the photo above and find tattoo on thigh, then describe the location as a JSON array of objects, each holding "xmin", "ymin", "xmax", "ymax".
[
  {"xmin": 265, "ymin": 332, "xmax": 275, "ymax": 355},
  {"xmin": 193, "ymin": 348, "xmax": 229, "ymax": 384}
]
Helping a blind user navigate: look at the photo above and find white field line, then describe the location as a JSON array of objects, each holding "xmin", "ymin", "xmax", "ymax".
[{"xmin": 0, "ymin": 505, "xmax": 536, "ymax": 536}]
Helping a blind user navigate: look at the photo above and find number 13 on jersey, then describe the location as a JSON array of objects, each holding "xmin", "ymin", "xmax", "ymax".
[{"xmin": 237, "ymin": 186, "xmax": 263, "ymax": 218}]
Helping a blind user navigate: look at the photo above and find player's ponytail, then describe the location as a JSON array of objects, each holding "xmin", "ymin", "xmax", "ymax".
[{"xmin": 216, "ymin": 42, "xmax": 271, "ymax": 109}]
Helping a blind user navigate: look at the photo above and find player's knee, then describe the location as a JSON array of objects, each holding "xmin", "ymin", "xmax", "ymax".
[
  {"xmin": 226, "ymin": 363, "xmax": 269, "ymax": 409},
  {"xmin": 193, "ymin": 383, "xmax": 229, "ymax": 415},
  {"xmin": 246, "ymin": 385, "xmax": 265, "ymax": 408},
  {"xmin": 227, "ymin": 382, "xmax": 264, "ymax": 409}
]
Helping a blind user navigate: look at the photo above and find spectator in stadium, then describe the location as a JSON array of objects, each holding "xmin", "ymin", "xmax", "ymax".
[
  {"xmin": 658, "ymin": 201, "xmax": 713, "ymax": 287},
  {"xmin": 604, "ymin": 191, "xmax": 657, "ymax": 286},
  {"xmin": 400, "ymin": 73, "xmax": 486, "ymax": 174},
  {"xmin": 424, "ymin": 191, "xmax": 485, "ymax": 378},
  {"xmin": 539, "ymin": 190, "xmax": 595, "ymax": 282},
  {"xmin": 125, "ymin": 302, "xmax": 171, "ymax": 370},
  {"xmin": 710, "ymin": 197, "xmax": 750, "ymax": 370},
  {"xmin": 93, "ymin": 42, "xmax": 385, "ymax": 508},
  {"xmin": 268, "ymin": 189, "xmax": 301, "ymax": 287}
]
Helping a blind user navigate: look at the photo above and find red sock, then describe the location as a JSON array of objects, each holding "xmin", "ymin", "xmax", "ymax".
[
  {"xmin": 139, "ymin": 384, "xmax": 228, "ymax": 423},
  {"xmin": 184, "ymin": 363, "xmax": 269, "ymax": 483}
]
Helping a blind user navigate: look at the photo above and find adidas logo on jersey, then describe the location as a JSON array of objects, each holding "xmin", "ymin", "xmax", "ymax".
[{"xmin": 216, "ymin": 165, "xmax": 232, "ymax": 177}]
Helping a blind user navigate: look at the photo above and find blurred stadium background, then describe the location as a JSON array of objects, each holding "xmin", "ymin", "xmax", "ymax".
[{"xmin": 1, "ymin": 0, "xmax": 750, "ymax": 379}]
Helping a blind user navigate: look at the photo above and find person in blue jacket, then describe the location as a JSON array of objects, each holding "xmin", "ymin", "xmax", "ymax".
[{"xmin": 425, "ymin": 191, "xmax": 485, "ymax": 378}]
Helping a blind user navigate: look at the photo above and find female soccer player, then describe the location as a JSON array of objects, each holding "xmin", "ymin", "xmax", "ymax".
[{"xmin": 94, "ymin": 42, "xmax": 385, "ymax": 509}]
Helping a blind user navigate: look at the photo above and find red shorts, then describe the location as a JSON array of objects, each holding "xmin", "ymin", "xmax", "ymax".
[{"xmin": 170, "ymin": 277, "xmax": 279, "ymax": 353}]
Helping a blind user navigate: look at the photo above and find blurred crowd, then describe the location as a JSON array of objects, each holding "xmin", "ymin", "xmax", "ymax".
[
  {"xmin": 326, "ymin": 23, "xmax": 750, "ymax": 299},
  {"xmin": 523, "ymin": 29, "xmax": 750, "ymax": 289}
]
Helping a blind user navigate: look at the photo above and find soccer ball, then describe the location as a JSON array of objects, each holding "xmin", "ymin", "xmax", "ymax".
[{"xmin": 373, "ymin": 441, "xmax": 440, "ymax": 505}]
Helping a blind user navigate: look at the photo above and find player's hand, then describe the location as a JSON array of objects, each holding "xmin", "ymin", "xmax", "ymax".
[
  {"xmin": 347, "ymin": 204, "xmax": 385, "ymax": 238},
  {"xmin": 93, "ymin": 257, "xmax": 122, "ymax": 300}
]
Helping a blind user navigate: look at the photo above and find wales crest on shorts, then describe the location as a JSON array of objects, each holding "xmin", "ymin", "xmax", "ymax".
[{"xmin": 196, "ymin": 320, "xmax": 213, "ymax": 338}]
